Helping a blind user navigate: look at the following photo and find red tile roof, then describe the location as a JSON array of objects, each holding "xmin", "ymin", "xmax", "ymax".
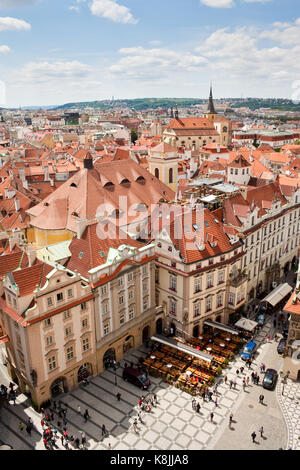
[{"xmin": 12, "ymin": 261, "xmax": 53, "ymax": 296}]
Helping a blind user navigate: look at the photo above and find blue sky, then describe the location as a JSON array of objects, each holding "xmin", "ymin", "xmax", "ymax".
[{"xmin": 0, "ymin": 0, "xmax": 299, "ymax": 106}]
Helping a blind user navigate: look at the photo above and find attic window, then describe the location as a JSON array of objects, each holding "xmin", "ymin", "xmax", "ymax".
[
  {"xmin": 70, "ymin": 182, "xmax": 77, "ymax": 188},
  {"xmin": 204, "ymin": 221, "xmax": 209, "ymax": 227},
  {"xmin": 192, "ymin": 224, "xmax": 201, "ymax": 230},
  {"xmin": 104, "ymin": 182, "xmax": 114, "ymax": 188},
  {"xmin": 99, "ymin": 250, "xmax": 105, "ymax": 257},
  {"xmin": 44, "ymin": 202, "xmax": 49, "ymax": 206},
  {"xmin": 136, "ymin": 176, "xmax": 145, "ymax": 183},
  {"xmin": 72, "ymin": 211, "xmax": 79, "ymax": 217},
  {"xmin": 120, "ymin": 179, "xmax": 130, "ymax": 185},
  {"xmin": 79, "ymin": 252, "xmax": 84, "ymax": 259},
  {"xmin": 214, "ymin": 218, "xmax": 219, "ymax": 224}
]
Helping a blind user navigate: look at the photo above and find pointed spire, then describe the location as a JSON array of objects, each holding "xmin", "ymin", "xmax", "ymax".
[{"xmin": 207, "ymin": 83, "xmax": 216, "ymax": 115}]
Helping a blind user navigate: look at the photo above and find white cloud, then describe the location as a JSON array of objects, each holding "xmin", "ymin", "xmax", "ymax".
[
  {"xmin": 69, "ymin": 6, "xmax": 80, "ymax": 12},
  {"xmin": 0, "ymin": 16, "xmax": 30, "ymax": 31},
  {"xmin": 90, "ymin": 0, "xmax": 138, "ymax": 24},
  {"xmin": 110, "ymin": 46, "xmax": 207, "ymax": 79},
  {"xmin": 199, "ymin": 0, "xmax": 235, "ymax": 7},
  {"xmin": 0, "ymin": 0, "xmax": 38, "ymax": 7},
  {"xmin": 243, "ymin": 0, "xmax": 272, "ymax": 3},
  {"xmin": 13, "ymin": 60, "xmax": 92, "ymax": 84},
  {"xmin": 260, "ymin": 17, "xmax": 300, "ymax": 46},
  {"xmin": 0, "ymin": 44, "xmax": 9, "ymax": 52}
]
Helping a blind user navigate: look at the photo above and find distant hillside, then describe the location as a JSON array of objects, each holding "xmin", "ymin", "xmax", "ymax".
[
  {"xmin": 232, "ymin": 99, "xmax": 300, "ymax": 112},
  {"xmin": 54, "ymin": 98, "xmax": 207, "ymax": 111}
]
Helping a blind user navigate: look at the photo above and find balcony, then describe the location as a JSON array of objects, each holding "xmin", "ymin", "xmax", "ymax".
[{"xmin": 229, "ymin": 271, "xmax": 247, "ymax": 288}]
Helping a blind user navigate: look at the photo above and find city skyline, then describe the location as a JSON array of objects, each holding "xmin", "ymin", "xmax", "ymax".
[{"xmin": 0, "ymin": 0, "xmax": 299, "ymax": 106}]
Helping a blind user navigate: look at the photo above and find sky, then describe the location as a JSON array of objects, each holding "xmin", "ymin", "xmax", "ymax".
[{"xmin": 0, "ymin": 0, "xmax": 299, "ymax": 107}]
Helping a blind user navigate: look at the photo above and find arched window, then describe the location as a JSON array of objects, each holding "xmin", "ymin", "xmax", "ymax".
[
  {"xmin": 169, "ymin": 168, "xmax": 173, "ymax": 184},
  {"xmin": 154, "ymin": 168, "xmax": 159, "ymax": 179}
]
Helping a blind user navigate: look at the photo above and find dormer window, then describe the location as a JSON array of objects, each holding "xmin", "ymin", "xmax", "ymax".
[{"xmin": 70, "ymin": 182, "xmax": 77, "ymax": 188}]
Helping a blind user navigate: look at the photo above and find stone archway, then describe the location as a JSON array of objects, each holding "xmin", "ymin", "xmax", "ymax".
[
  {"xmin": 156, "ymin": 318, "xmax": 163, "ymax": 334},
  {"xmin": 103, "ymin": 348, "xmax": 116, "ymax": 368},
  {"xmin": 193, "ymin": 325, "xmax": 199, "ymax": 338},
  {"xmin": 50, "ymin": 377, "xmax": 68, "ymax": 397},
  {"xmin": 142, "ymin": 325, "xmax": 150, "ymax": 344},
  {"xmin": 123, "ymin": 335, "xmax": 134, "ymax": 353},
  {"xmin": 77, "ymin": 363, "xmax": 92, "ymax": 383}
]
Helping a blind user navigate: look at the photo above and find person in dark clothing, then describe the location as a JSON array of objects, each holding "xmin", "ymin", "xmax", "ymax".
[
  {"xmin": 196, "ymin": 402, "xmax": 201, "ymax": 413},
  {"xmin": 102, "ymin": 424, "xmax": 107, "ymax": 436},
  {"xmin": 251, "ymin": 431, "xmax": 256, "ymax": 442},
  {"xmin": 116, "ymin": 392, "xmax": 121, "ymax": 401}
]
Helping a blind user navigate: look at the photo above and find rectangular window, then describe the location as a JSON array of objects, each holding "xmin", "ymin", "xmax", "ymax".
[
  {"xmin": 129, "ymin": 309, "xmax": 134, "ymax": 320},
  {"xmin": 101, "ymin": 285, "xmax": 107, "ymax": 296},
  {"xmin": 207, "ymin": 274, "xmax": 213, "ymax": 289},
  {"xmin": 47, "ymin": 297, "xmax": 53, "ymax": 307},
  {"xmin": 119, "ymin": 295, "xmax": 124, "ymax": 305},
  {"xmin": 229, "ymin": 293, "xmax": 235, "ymax": 305},
  {"xmin": 65, "ymin": 326, "xmax": 72, "ymax": 337},
  {"xmin": 194, "ymin": 277, "xmax": 201, "ymax": 293},
  {"xmin": 48, "ymin": 356, "xmax": 56, "ymax": 371},
  {"xmin": 194, "ymin": 303, "xmax": 200, "ymax": 317},
  {"xmin": 170, "ymin": 299, "xmax": 176, "ymax": 316},
  {"xmin": 118, "ymin": 277, "xmax": 123, "ymax": 287},
  {"xmin": 103, "ymin": 323, "xmax": 109, "ymax": 335},
  {"xmin": 44, "ymin": 318, "xmax": 51, "ymax": 328},
  {"xmin": 127, "ymin": 273, "xmax": 133, "ymax": 282},
  {"xmin": 82, "ymin": 318, "xmax": 88, "ymax": 328},
  {"xmin": 217, "ymin": 294, "xmax": 223, "ymax": 307},
  {"xmin": 143, "ymin": 282, "xmax": 147, "ymax": 293},
  {"xmin": 143, "ymin": 298, "xmax": 148, "ymax": 311},
  {"xmin": 66, "ymin": 346, "xmax": 73, "ymax": 361},
  {"xmin": 218, "ymin": 271, "xmax": 224, "ymax": 284},
  {"xmin": 57, "ymin": 292, "xmax": 63, "ymax": 302},
  {"xmin": 81, "ymin": 302, "xmax": 87, "ymax": 311},
  {"xmin": 142, "ymin": 265, "xmax": 147, "ymax": 275},
  {"xmin": 206, "ymin": 297, "xmax": 212, "ymax": 312},
  {"xmin": 64, "ymin": 310, "xmax": 70, "ymax": 320},
  {"xmin": 82, "ymin": 338, "xmax": 89, "ymax": 352},
  {"xmin": 169, "ymin": 275, "xmax": 177, "ymax": 291},
  {"xmin": 46, "ymin": 336, "xmax": 53, "ymax": 346},
  {"xmin": 103, "ymin": 303, "xmax": 109, "ymax": 314},
  {"xmin": 128, "ymin": 290, "xmax": 134, "ymax": 300},
  {"xmin": 120, "ymin": 314, "xmax": 125, "ymax": 325}
]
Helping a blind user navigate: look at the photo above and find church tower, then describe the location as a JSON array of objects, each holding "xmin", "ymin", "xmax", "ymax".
[{"xmin": 203, "ymin": 84, "xmax": 218, "ymax": 123}]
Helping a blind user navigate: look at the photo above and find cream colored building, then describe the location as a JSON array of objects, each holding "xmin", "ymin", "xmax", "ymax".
[
  {"xmin": 148, "ymin": 142, "xmax": 179, "ymax": 193},
  {"xmin": 153, "ymin": 205, "xmax": 247, "ymax": 338},
  {"xmin": 282, "ymin": 270, "xmax": 300, "ymax": 381}
]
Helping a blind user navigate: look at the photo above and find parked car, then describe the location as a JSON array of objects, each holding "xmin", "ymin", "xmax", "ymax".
[
  {"xmin": 241, "ymin": 341, "xmax": 257, "ymax": 361},
  {"xmin": 277, "ymin": 338, "xmax": 287, "ymax": 354},
  {"xmin": 262, "ymin": 368, "xmax": 278, "ymax": 390},
  {"xmin": 122, "ymin": 367, "xmax": 151, "ymax": 390}
]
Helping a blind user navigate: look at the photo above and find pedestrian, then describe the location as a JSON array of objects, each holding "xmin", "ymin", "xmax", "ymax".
[
  {"xmin": 196, "ymin": 402, "xmax": 201, "ymax": 413},
  {"xmin": 192, "ymin": 398, "xmax": 196, "ymax": 410},
  {"xmin": 53, "ymin": 400, "xmax": 56, "ymax": 410},
  {"xmin": 267, "ymin": 335, "xmax": 270, "ymax": 342},
  {"xmin": 233, "ymin": 380, "xmax": 237, "ymax": 389},
  {"xmin": 210, "ymin": 412, "xmax": 214, "ymax": 422},
  {"xmin": 240, "ymin": 366, "xmax": 244, "ymax": 374},
  {"xmin": 256, "ymin": 376, "xmax": 260, "ymax": 385},
  {"xmin": 41, "ymin": 418, "xmax": 45, "ymax": 427},
  {"xmin": 102, "ymin": 424, "xmax": 107, "ymax": 436},
  {"xmin": 229, "ymin": 380, "xmax": 233, "ymax": 389},
  {"xmin": 138, "ymin": 411, "xmax": 143, "ymax": 422},
  {"xmin": 213, "ymin": 384, "xmax": 218, "ymax": 395},
  {"xmin": 81, "ymin": 432, "xmax": 86, "ymax": 446},
  {"xmin": 108, "ymin": 443, "xmax": 112, "ymax": 450},
  {"xmin": 243, "ymin": 382, "xmax": 246, "ymax": 391},
  {"xmin": 26, "ymin": 424, "xmax": 32, "ymax": 436},
  {"xmin": 251, "ymin": 431, "xmax": 256, "ymax": 443},
  {"xmin": 215, "ymin": 397, "xmax": 218, "ymax": 407},
  {"xmin": 84, "ymin": 409, "xmax": 90, "ymax": 422},
  {"xmin": 262, "ymin": 364, "xmax": 266, "ymax": 372},
  {"xmin": 208, "ymin": 391, "xmax": 213, "ymax": 401},
  {"xmin": 154, "ymin": 393, "xmax": 158, "ymax": 404},
  {"xmin": 259, "ymin": 426, "xmax": 264, "ymax": 438},
  {"xmin": 60, "ymin": 435, "xmax": 64, "ymax": 446},
  {"xmin": 77, "ymin": 404, "xmax": 81, "ymax": 415},
  {"xmin": 19, "ymin": 421, "xmax": 24, "ymax": 432},
  {"xmin": 248, "ymin": 359, "xmax": 252, "ymax": 369},
  {"xmin": 246, "ymin": 376, "xmax": 250, "ymax": 386},
  {"xmin": 63, "ymin": 418, "xmax": 67, "ymax": 427},
  {"xmin": 229, "ymin": 413, "xmax": 233, "ymax": 425},
  {"xmin": 117, "ymin": 392, "xmax": 121, "ymax": 401},
  {"xmin": 224, "ymin": 375, "xmax": 228, "ymax": 385},
  {"xmin": 75, "ymin": 437, "xmax": 80, "ymax": 449},
  {"xmin": 236, "ymin": 369, "xmax": 239, "ymax": 375},
  {"xmin": 133, "ymin": 420, "xmax": 138, "ymax": 433}
]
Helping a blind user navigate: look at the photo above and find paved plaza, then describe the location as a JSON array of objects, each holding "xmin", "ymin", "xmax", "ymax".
[{"xmin": 0, "ymin": 317, "xmax": 299, "ymax": 451}]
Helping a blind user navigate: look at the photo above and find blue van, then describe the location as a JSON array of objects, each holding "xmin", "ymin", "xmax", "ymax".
[{"xmin": 241, "ymin": 341, "xmax": 256, "ymax": 361}]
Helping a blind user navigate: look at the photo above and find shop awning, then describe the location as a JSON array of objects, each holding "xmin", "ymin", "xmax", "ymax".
[
  {"xmin": 234, "ymin": 318, "xmax": 258, "ymax": 332},
  {"xmin": 203, "ymin": 319, "xmax": 239, "ymax": 335},
  {"xmin": 151, "ymin": 334, "xmax": 214, "ymax": 363},
  {"xmin": 262, "ymin": 283, "xmax": 293, "ymax": 307}
]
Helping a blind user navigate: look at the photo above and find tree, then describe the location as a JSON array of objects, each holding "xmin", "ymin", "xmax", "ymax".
[{"xmin": 131, "ymin": 128, "xmax": 138, "ymax": 144}]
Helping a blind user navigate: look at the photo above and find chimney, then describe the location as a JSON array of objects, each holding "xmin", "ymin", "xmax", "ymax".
[
  {"xmin": 22, "ymin": 179, "xmax": 28, "ymax": 190},
  {"xmin": 217, "ymin": 144, "xmax": 220, "ymax": 153},
  {"xmin": 44, "ymin": 165, "xmax": 49, "ymax": 181},
  {"xmin": 18, "ymin": 167, "xmax": 25, "ymax": 182},
  {"xmin": 50, "ymin": 178, "xmax": 54, "ymax": 187},
  {"xmin": 76, "ymin": 218, "xmax": 87, "ymax": 239},
  {"xmin": 28, "ymin": 250, "xmax": 37, "ymax": 267},
  {"xmin": 14, "ymin": 197, "xmax": 20, "ymax": 212}
]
